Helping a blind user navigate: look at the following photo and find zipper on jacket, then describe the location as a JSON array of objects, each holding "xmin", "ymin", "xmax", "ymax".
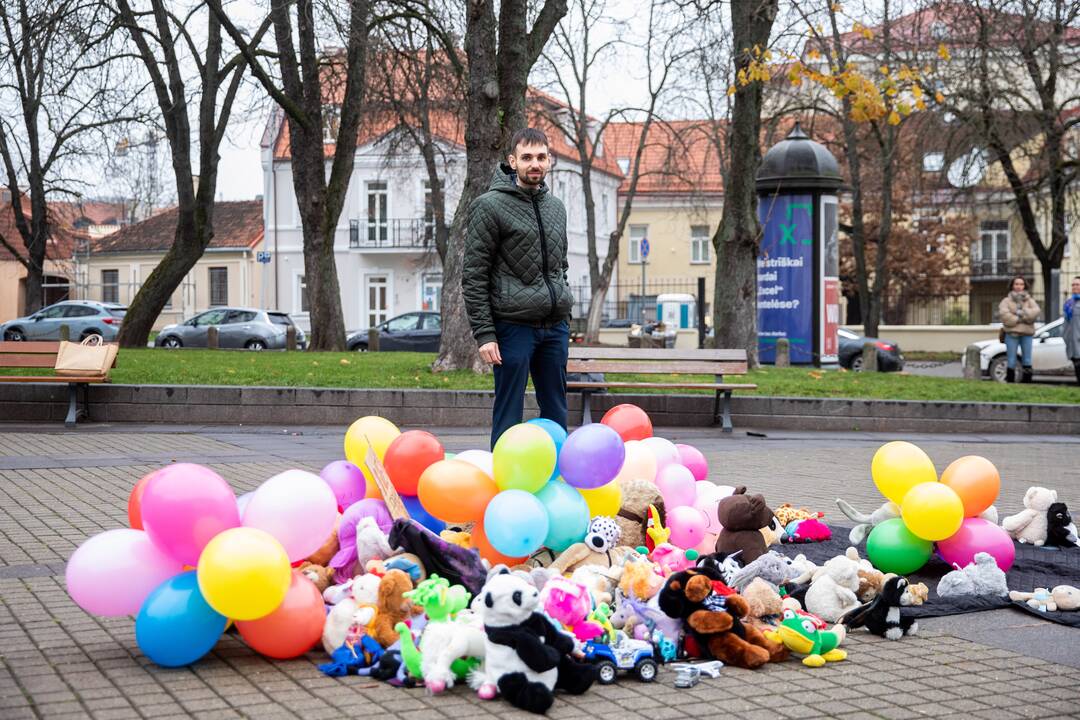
[{"xmin": 531, "ymin": 193, "xmax": 558, "ymax": 317}]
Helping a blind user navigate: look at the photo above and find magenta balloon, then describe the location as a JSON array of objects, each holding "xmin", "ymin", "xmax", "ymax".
[
  {"xmin": 558, "ymin": 424, "xmax": 626, "ymax": 489},
  {"xmin": 667, "ymin": 505, "xmax": 708, "ymax": 549},
  {"xmin": 141, "ymin": 464, "xmax": 240, "ymax": 566},
  {"xmin": 676, "ymin": 444, "xmax": 709, "ymax": 482},
  {"xmin": 66, "ymin": 529, "xmax": 184, "ymax": 616},
  {"xmin": 242, "ymin": 469, "xmax": 338, "ymax": 562},
  {"xmin": 320, "ymin": 460, "xmax": 367, "ymax": 509},
  {"xmin": 936, "ymin": 517, "xmax": 1016, "ymax": 572},
  {"xmin": 641, "ymin": 437, "xmax": 681, "ymax": 473},
  {"xmin": 656, "ymin": 464, "xmax": 697, "ymax": 508}
]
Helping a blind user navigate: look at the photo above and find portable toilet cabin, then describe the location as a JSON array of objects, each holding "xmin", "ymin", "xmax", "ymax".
[{"xmin": 656, "ymin": 293, "xmax": 696, "ymax": 329}]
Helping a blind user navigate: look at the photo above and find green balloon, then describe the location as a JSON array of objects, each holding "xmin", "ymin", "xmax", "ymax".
[{"xmin": 866, "ymin": 518, "xmax": 933, "ymax": 575}]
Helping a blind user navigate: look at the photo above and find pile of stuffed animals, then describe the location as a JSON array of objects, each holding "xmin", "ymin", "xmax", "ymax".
[{"xmin": 295, "ymin": 482, "xmax": 1076, "ymax": 714}]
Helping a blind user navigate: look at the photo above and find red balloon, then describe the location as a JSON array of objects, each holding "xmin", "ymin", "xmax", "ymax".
[
  {"xmin": 127, "ymin": 471, "xmax": 160, "ymax": 530},
  {"xmin": 236, "ymin": 573, "xmax": 325, "ymax": 659},
  {"xmin": 601, "ymin": 404, "xmax": 653, "ymax": 442},
  {"xmin": 383, "ymin": 430, "xmax": 445, "ymax": 496}
]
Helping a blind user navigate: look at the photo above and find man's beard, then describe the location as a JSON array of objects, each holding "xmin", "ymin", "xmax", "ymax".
[{"xmin": 517, "ymin": 168, "xmax": 545, "ymax": 187}]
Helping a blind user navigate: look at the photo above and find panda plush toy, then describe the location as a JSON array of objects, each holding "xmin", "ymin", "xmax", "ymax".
[{"xmin": 471, "ymin": 571, "xmax": 596, "ymax": 714}]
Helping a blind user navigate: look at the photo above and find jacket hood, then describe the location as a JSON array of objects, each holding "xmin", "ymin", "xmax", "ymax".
[{"xmin": 488, "ymin": 162, "xmax": 548, "ymax": 199}]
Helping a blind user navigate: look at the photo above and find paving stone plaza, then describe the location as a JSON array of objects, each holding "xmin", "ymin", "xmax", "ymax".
[{"xmin": 1, "ymin": 424, "xmax": 1079, "ymax": 719}]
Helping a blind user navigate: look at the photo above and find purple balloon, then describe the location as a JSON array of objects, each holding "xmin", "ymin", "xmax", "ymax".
[
  {"xmin": 558, "ymin": 423, "xmax": 625, "ymax": 489},
  {"xmin": 320, "ymin": 460, "xmax": 367, "ymax": 510},
  {"xmin": 936, "ymin": 517, "xmax": 1015, "ymax": 572},
  {"xmin": 329, "ymin": 498, "xmax": 393, "ymax": 583}
]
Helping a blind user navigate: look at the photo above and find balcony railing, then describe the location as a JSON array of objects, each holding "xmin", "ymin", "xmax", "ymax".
[
  {"xmin": 970, "ymin": 257, "xmax": 1034, "ymax": 279},
  {"xmin": 349, "ymin": 218, "xmax": 434, "ymax": 250}
]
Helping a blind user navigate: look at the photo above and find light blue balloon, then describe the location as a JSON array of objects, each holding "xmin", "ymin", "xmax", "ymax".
[
  {"xmin": 528, "ymin": 418, "xmax": 568, "ymax": 482},
  {"xmin": 536, "ymin": 481, "xmax": 590, "ymax": 553},
  {"xmin": 135, "ymin": 571, "xmax": 227, "ymax": 668},
  {"xmin": 484, "ymin": 489, "xmax": 549, "ymax": 558}
]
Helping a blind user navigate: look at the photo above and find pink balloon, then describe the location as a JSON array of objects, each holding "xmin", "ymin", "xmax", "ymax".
[
  {"xmin": 320, "ymin": 461, "xmax": 366, "ymax": 510},
  {"xmin": 66, "ymin": 529, "xmax": 184, "ymax": 616},
  {"xmin": 656, "ymin": 464, "xmax": 697, "ymax": 508},
  {"xmin": 676, "ymin": 444, "xmax": 708, "ymax": 481},
  {"xmin": 142, "ymin": 464, "xmax": 240, "ymax": 566},
  {"xmin": 937, "ymin": 517, "xmax": 1015, "ymax": 572},
  {"xmin": 667, "ymin": 506, "xmax": 708, "ymax": 549},
  {"xmin": 242, "ymin": 470, "xmax": 338, "ymax": 562},
  {"xmin": 693, "ymin": 483, "xmax": 729, "ymax": 536},
  {"xmin": 694, "ymin": 532, "xmax": 719, "ymax": 555},
  {"xmin": 641, "ymin": 437, "xmax": 681, "ymax": 473}
]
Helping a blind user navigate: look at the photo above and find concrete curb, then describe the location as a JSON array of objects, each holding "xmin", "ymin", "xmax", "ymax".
[{"xmin": 2, "ymin": 383, "xmax": 1078, "ymax": 434}]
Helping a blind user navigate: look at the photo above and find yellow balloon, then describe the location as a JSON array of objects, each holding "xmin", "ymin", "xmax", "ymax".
[
  {"xmin": 614, "ymin": 440, "xmax": 658, "ymax": 485},
  {"xmin": 579, "ymin": 480, "xmax": 623, "ymax": 518},
  {"xmin": 900, "ymin": 483, "xmax": 964, "ymax": 541},
  {"xmin": 871, "ymin": 441, "xmax": 937, "ymax": 504},
  {"xmin": 197, "ymin": 528, "xmax": 291, "ymax": 621},
  {"xmin": 344, "ymin": 416, "xmax": 401, "ymax": 500}
]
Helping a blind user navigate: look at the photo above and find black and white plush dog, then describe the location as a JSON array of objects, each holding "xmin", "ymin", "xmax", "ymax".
[
  {"xmin": 1045, "ymin": 502, "xmax": 1078, "ymax": 548},
  {"xmin": 840, "ymin": 575, "xmax": 918, "ymax": 640},
  {"xmin": 471, "ymin": 572, "xmax": 595, "ymax": 714}
]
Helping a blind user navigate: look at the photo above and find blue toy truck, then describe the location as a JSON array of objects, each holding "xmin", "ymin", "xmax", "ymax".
[{"xmin": 582, "ymin": 634, "xmax": 658, "ymax": 684}]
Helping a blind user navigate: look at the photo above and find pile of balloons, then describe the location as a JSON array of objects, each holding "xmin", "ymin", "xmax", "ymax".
[
  {"xmin": 865, "ymin": 442, "xmax": 1014, "ymax": 575},
  {"xmin": 66, "ymin": 464, "xmax": 338, "ymax": 667},
  {"xmin": 384, "ymin": 403, "xmax": 727, "ymax": 565}
]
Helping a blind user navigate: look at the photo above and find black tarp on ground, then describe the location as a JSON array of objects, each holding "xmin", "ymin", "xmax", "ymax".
[{"xmin": 772, "ymin": 526, "xmax": 1080, "ymax": 627}]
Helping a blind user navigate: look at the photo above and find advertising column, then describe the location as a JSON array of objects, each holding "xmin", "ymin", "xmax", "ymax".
[
  {"xmin": 757, "ymin": 194, "xmax": 814, "ymax": 364},
  {"xmin": 821, "ymin": 196, "xmax": 840, "ymax": 364}
]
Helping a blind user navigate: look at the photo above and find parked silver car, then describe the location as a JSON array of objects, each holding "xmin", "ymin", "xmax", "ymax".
[
  {"xmin": 154, "ymin": 308, "xmax": 306, "ymax": 350},
  {"xmin": 963, "ymin": 317, "xmax": 1072, "ymax": 381},
  {"xmin": 1, "ymin": 300, "xmax": 126, "ymax": 341}
]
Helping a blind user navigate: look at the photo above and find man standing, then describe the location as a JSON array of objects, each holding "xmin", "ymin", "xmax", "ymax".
[
  {"xmin": 463, "ymin": 128, "xmax": 574, "ymax": 449},
  {"xmin": 1064, "ymin": 276, "xmax": 1080, "ymax": 385}
]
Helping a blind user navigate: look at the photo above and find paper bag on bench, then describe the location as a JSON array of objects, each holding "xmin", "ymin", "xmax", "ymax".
[{"xmin": 55, "ymin": 335, "xmax": 117, "ymax": 377}]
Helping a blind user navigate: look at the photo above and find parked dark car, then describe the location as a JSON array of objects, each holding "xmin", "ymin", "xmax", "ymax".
[
  {"xmin": 838, "ymin": 327, "xmax": 904, "ymax": 371},
  {"xmin": 1, "ymin": 300, "xmax": 126, "ymax": 341},
  {"xmin": 154, "ymin": 308, "xmax": 306, "ymax": 350},
  {"xmin": 347, "ymin": 311, "xmax": 441, "ymax": 352}
]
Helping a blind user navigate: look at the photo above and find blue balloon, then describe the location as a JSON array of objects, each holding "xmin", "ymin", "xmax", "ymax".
[
  {"xmin": 484, "ymin": 489, "xmax": 549, "ymax": 558},
  {"xmin": 135, "ymin": 571, "xmax": 227, "ymax": 668},
  {"xmin": 536, "ymin": 481, "xmax": 590, "ymax": 553},
  {"xmin": 402, "ymin": 494, "xmax": 446, "ymax": 534},
  {"xmin": 528, "ymin": 418, "xmax": 568, "ymax": 482}
]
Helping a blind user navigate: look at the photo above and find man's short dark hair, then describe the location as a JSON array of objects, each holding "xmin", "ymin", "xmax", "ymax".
[{"xmin": 509, "ymin": 127, "xmax": 549, "ymax": 154}]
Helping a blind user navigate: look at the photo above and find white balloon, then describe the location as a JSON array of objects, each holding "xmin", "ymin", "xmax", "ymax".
[{"xmin": 454, "ymin": 449, "xmax": 494, "ymax": 480}]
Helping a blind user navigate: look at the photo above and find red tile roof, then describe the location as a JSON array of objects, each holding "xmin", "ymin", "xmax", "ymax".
[
  {"xmin": 0, "ymin": 196, "xmax": 82, "ymax": 262},
  {"xmin": 603, "ymin": 120, "xmax": 726, "ymax": 196},
  {"xmin": 91, "ymin": 201, "xmax": 263, "ymax": 253}
]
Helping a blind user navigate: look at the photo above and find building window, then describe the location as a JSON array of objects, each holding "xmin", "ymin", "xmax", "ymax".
[
  {"xmin": 423, "ymin": 180, "xmax": 439, "ymax": 243},
  {"xmin": 298, "ymin": 275, "xmax": 309, "ymax": 313},
  {"xmin": 421, "ymin": 273, "xmax": 442, "ymax": 311},
  {"xmin": 617, "ymin": 158, "xmax": 630, "ymax": 174},
  {"xmin": 101, "ymin": 269, "xmax": 119, "ymax": 303},
  {"xmin": 922, "ymin": 152, "xmax": 944, "ymax": 172},
  {"xmin": 367, "ymin": 181, "xmax": 388, "ymax": 245},
  {"xmin": 629, "ymin": 225, "xmax": 648, "ymax": 264},
  {"xmin": 209, "ymin": 267, "xmax": 228, "ymax": 306},
  {"xmin": 691, "ymin": 225, "xmax": 711, "ymax": 264},
  {"xmin": 601, "ymin": 193, "xmax": 609, "ymax": 224},
  {"xmin": 977, "ymin": 220, "xmax": 1009, "ymax": 274}
]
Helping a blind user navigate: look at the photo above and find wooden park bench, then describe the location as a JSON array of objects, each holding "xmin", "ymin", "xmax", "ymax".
[
  {"xmin": 0, "ymin": 341, "xmax": 116, "ymax": 428},
  {"xmin": 567, "ymin": 347, "xmax": 757, "ymax": 433}
]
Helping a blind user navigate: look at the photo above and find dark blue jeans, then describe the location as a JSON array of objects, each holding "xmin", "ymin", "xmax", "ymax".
[{"xmin": 490, "ymin": 320, "xmax": 569, "ymax": 450}]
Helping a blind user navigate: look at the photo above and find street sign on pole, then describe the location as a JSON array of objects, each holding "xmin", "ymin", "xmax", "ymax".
[
  {"xmin": 640, "ymin": 237, "xmax": 648, "ymax": 322},
  {"xmin": 640, "ymin": 237, "xmax": 650, "ymax": 259},
  {"xmin": 257, "ymin": 251, "xmax": 272, "ymax": 264}
]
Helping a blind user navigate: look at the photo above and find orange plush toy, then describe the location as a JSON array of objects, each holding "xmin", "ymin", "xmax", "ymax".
[{"xmin": 371, "ymin": 569, "xmax": 416, "ymax": 647}]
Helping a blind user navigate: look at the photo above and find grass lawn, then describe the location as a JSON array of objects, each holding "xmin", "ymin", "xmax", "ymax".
[{"xmin": 3, "ymin": 347, "xmax": 1078, "ymax": 404}]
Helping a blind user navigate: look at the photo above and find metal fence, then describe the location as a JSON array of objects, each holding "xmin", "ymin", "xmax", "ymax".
[{"xmin": 569, "ymin": 280, "xmax": 703, "ymax": 326}]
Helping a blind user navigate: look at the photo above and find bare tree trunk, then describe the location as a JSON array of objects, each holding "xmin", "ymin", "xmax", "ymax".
[
  {"xmin": 434, "ymin": 0, "xmax": 567, "ymax": 371},
  {"xmin": 712, "ymin": 0, "xmax": 777, "ymax": 366}
]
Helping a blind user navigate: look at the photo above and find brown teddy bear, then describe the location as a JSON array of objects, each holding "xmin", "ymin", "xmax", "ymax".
[
  {"xmin": 615, "ymin": 478, "xmax": 664, "ymax": 549},
  {"xmin": 371, "ymin": 568, "xmax": 416, "ymax": 648},
  {"xmin": 657, "ymin": 566, "xmax": 788, "ymax": 669},
  {"xmin": 715, "ymin": 487, "xmax": 775, "ymax": 563},
  {"xmin": 741, "ymin": 577, "xmax": 784, "ymax": 627},
  {"xmin": 297, "ymin": 562, "xmax": 336, "ymax": 594}
]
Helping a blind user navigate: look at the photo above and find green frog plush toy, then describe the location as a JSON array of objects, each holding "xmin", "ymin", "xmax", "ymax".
[{"xmin": 764, "ymin": 607, "xmax": 847, "ymax": 668}]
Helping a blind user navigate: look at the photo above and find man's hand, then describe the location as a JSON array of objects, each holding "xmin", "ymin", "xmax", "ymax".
[{"xmin": 478, "ymin": 341, "xmax": 502, "ymax": 365}]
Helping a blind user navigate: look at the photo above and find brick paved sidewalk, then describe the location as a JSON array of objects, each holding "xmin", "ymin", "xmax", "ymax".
[{"xmin": 2, "ymin": 425, "xmax": 1079, "ymax": 719}]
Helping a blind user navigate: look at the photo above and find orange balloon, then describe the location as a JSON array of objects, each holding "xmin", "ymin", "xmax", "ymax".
[
  {"xmin": 472, "ymin": 524, "xmax": 528, "ymax": 566},
  {"xmin": 383, "ymin": 430, "xmax": 445, "ymax": 496},
  {"xmin": 235, "ymin": 573, "xmax": 325, "ymax": 659},
  {"xmin": 127, "ymin": 471, "xmax": 160, "ymax": 530},
  {"xmin": 940, "ymin": 456, "xmax": 1000, "ymax": 517},
  {"xmin": 417, "ymin": 460, "xmax": 498, "ymax": 523}
]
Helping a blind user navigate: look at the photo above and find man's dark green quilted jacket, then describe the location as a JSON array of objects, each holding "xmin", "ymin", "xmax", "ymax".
[{"xmin": 463, "ymin": 163, "xmax": 573, "ymax": 346}]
